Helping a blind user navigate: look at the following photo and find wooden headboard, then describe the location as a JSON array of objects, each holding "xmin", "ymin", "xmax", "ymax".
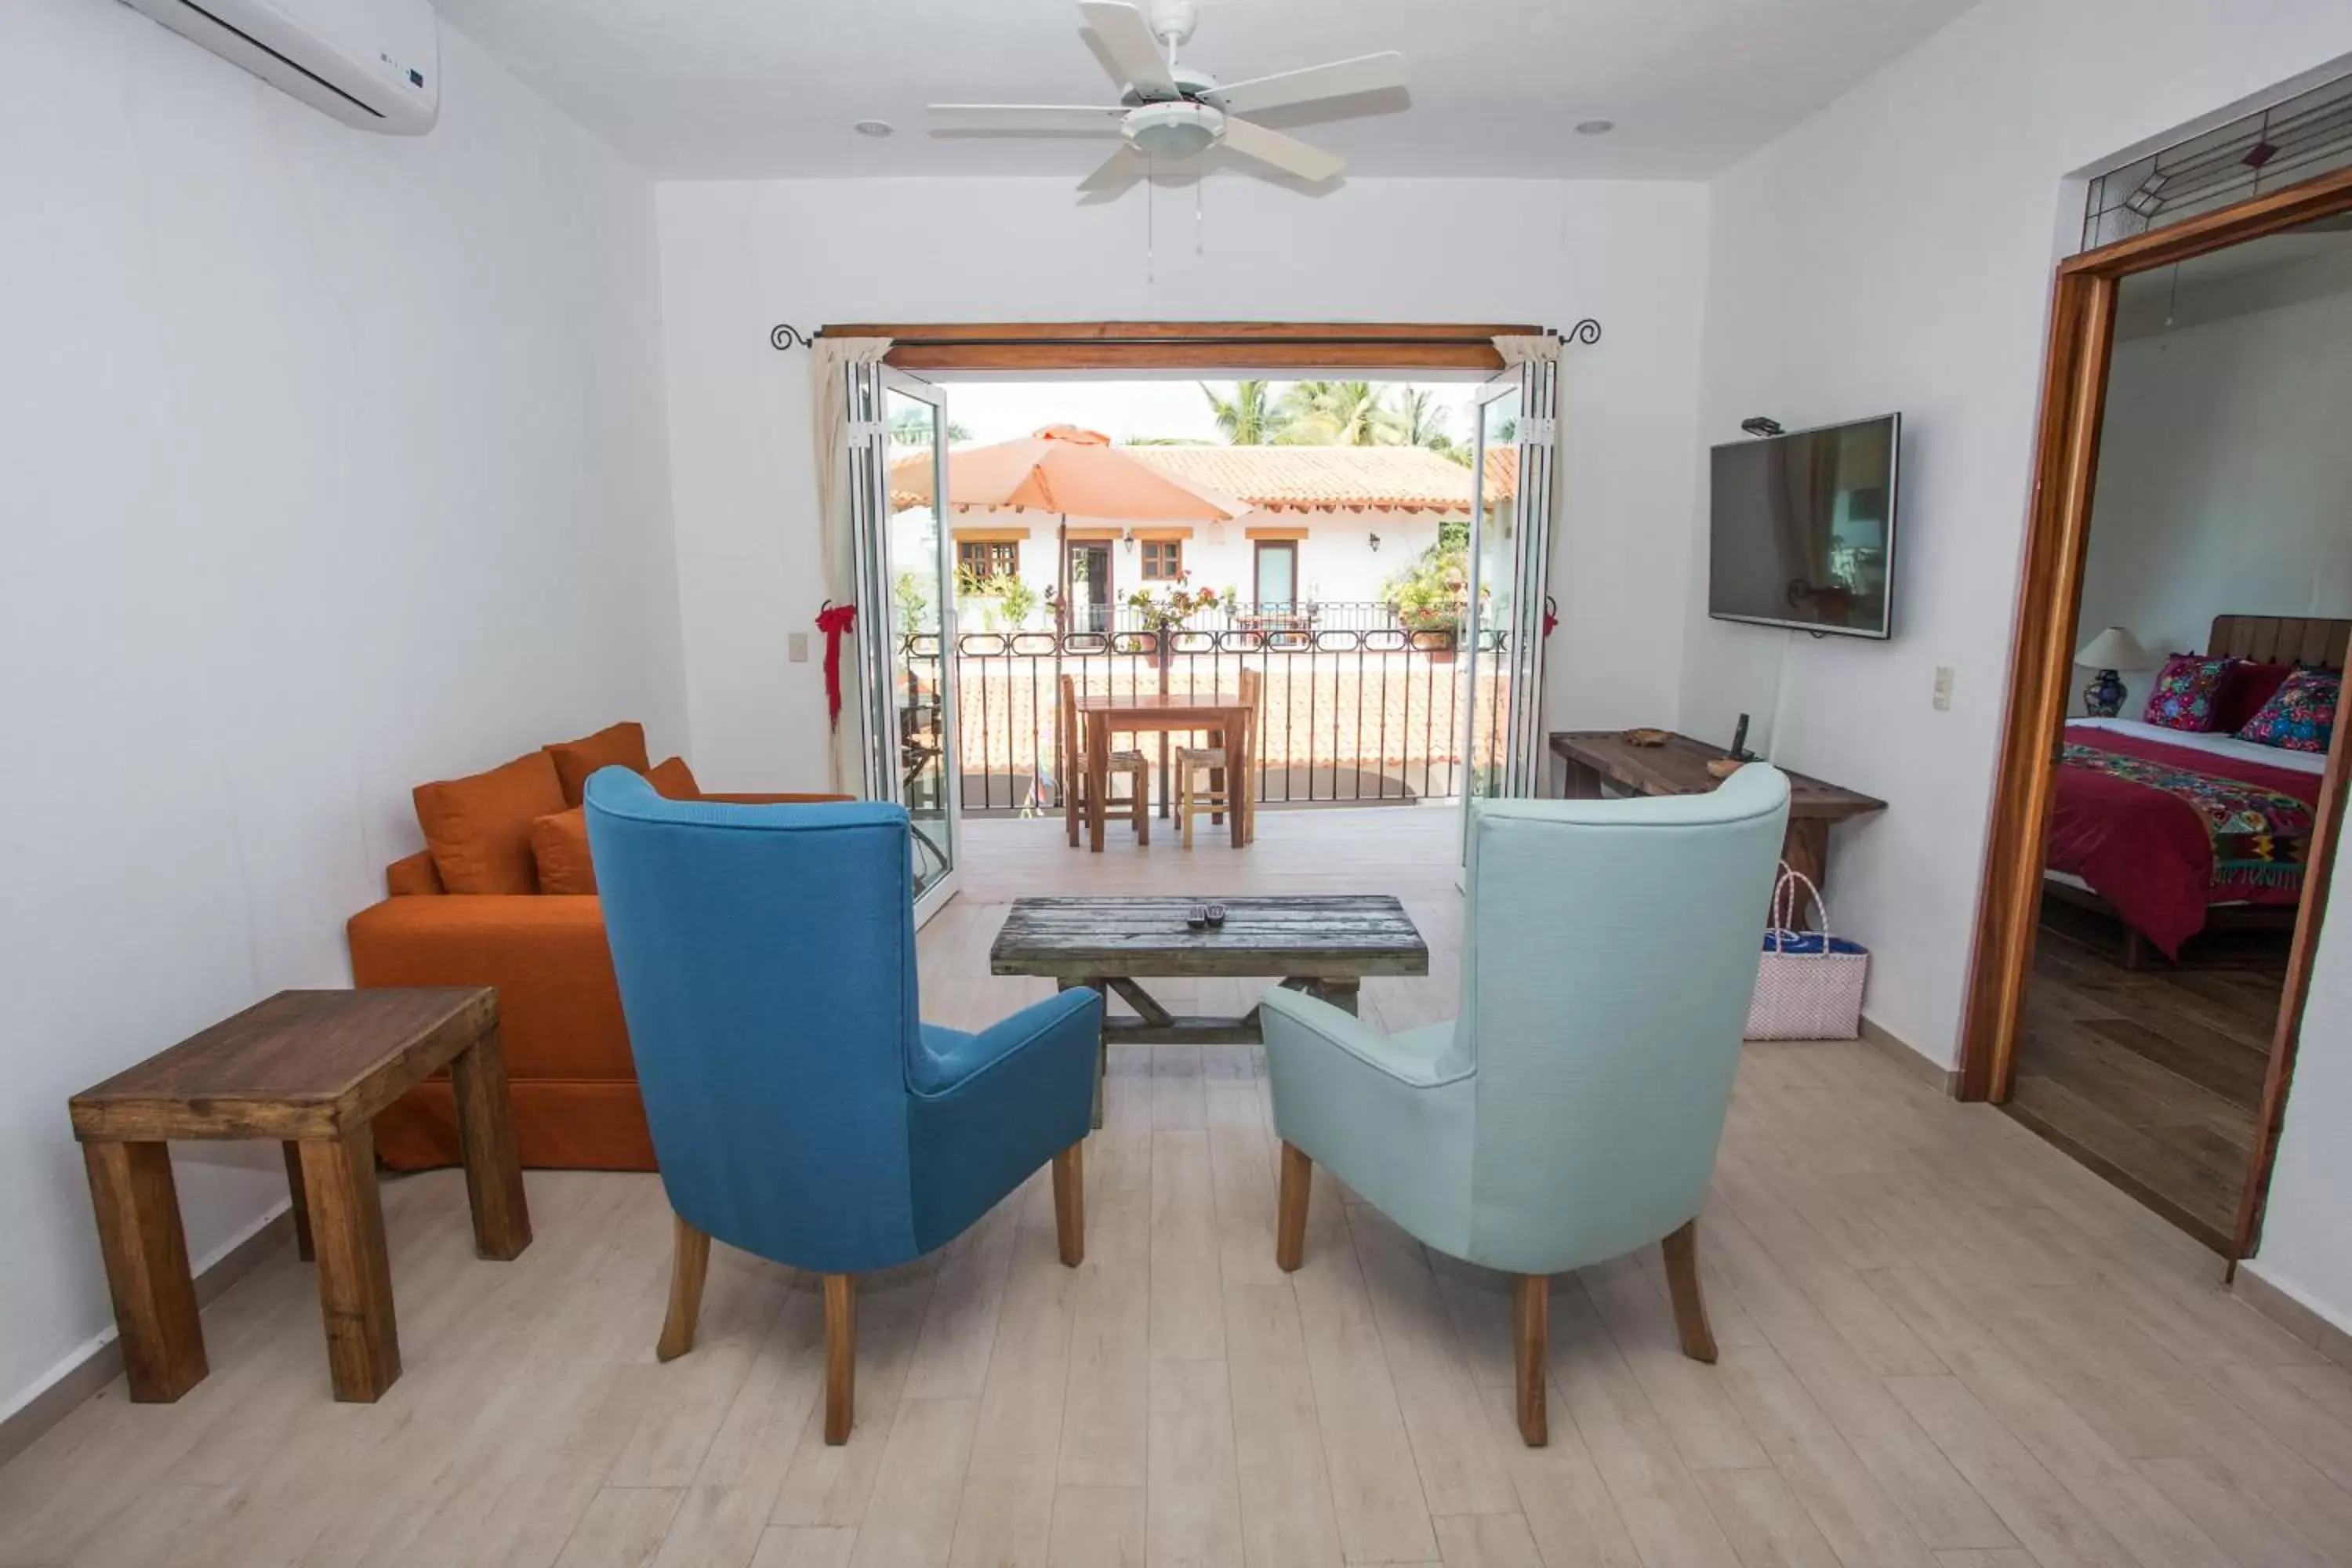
[{"xmin": 2207, "ymin": 615, "xmax": 2352, "ymax": 670}]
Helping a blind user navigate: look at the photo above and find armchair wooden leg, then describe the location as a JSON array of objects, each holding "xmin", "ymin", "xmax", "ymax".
[
  {"xmin": 1514, "ymin": 1274, "xmax": 1549, "ymax": 1446},
  {"xmin": 1053, "ymin": 1142, "xmax": 1087, "ymax": 1266},
  {"xmin": 1134, "ymin": 768, "xmax": 1149, "ymax": 845},
  {"xmin": 1663, "ymin": 1219, "xmax": 1718, "ymax": 1364},
  {"xmin": 1275, "ymin": 1142, "xmax": 1312, "ymax": 1272},
  {"xmin": 656, "ymin": 1214, "xmax": 710, "ymax": 1363},
  {"xmin": 824, "ymin": 1273, "xmax": 857, "ymax": 1445}
]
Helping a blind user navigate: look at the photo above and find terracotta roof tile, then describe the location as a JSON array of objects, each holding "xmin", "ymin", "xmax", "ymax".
[{"xmin": 1120, "ymin": 445, "xmax": 1483, "ymax": 514}]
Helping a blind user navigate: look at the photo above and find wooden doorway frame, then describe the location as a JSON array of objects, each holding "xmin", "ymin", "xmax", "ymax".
[{"xmin": 1955, "ymin": 164, "xmax": 2352, "ymax": 1262}]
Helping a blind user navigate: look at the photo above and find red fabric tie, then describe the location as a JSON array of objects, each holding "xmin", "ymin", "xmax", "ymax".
[{"xmin": 816, "ymin": 602, "xmax": 858, "ymax": 731}]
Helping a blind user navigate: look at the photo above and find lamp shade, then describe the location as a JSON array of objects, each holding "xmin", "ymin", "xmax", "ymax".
[{"xmin": 2074, "ymin": 626, "xmax": 2153, "ymax": 670}]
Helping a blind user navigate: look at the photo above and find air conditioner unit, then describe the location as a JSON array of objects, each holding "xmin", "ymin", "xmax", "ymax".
[{"xmin": 118, "ymin": 0, "xmax": 439, "ymax": 135}]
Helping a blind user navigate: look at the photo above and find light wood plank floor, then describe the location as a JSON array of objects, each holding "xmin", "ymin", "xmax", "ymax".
[{"xmin": 7, "ymin": 808, "xmax": 2352, "ymax": 1568}]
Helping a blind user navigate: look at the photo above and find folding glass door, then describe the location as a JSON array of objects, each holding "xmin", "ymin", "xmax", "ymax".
[
  {"xmin": 848, "ymin": 365, "xmax": 962, "ymax": 920},
  {"xmin": 1460, "ymin": 358, "xmax": 1559, "ymax": 860}
]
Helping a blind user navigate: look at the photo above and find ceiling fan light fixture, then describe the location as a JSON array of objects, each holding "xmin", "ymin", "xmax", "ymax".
[{"xmin": 1124, "ymin": 100, "xmax": 1223, "ymax": 160}]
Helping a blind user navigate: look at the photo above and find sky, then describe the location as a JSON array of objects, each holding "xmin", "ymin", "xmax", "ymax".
[{"xmin": 931, "ymin": 376, "xmax": 1487, "ymax": 448}]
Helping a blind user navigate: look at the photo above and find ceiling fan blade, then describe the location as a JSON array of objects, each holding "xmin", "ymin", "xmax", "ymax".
[
  {"xmin": 930, "ymin": 103, "xmax": 1128, "ymax": 133},
  {"xmin": 1220, "ymin": 116, "xmax": 1345, "ymax": 183},
  {"xmin": 1213, "ymin": 52, "xmax": 1408, "ymax": 116},
  {"xmin": 1079, "ymin": 144, "xmax": 1146, "ymax": 194},
  {"xmin": 1078, "ymin": 2, "xmax": 1177, "ymax": 97}
]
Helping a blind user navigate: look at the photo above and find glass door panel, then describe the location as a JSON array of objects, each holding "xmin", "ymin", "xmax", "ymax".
[
  {"xmin": 871, "ymin": 371, "xmax": 960, "ymax": 916},
  {"xmin": 1459, "ymin": 360, "xmax": 1558, "ymax": 868},
  {"xmin": 1462, "ymin": 380, "xmax": 1524, "ymax": 811},
  {"xmin": 1254, "ymin": 539, "xmax": 1298, "ymax": 612}
]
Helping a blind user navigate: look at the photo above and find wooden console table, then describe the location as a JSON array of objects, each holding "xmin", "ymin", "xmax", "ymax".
[
  {"xmin": 70, "ymin": 987, "xmax": 528, "ymax": 1403},
  {"xmin": 1547, "ymin": 730, "xmax": 1886, "ymax": 898}
]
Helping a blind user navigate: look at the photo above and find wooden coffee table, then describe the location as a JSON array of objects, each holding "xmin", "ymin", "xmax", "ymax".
[
  {"xmin": 69, "ymin": 987, "xmax": 528, "ymax": 1403},
  {"xmin": 990, "ymin": 895, "xmax": 1429, "ymax": 1125}
]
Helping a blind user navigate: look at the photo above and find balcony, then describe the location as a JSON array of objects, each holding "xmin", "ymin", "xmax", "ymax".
[{"xmin": 916, "ymin": 601, "xmax": 1506, "ymax": 815}]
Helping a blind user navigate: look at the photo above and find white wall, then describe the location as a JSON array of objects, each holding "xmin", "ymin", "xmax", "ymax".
[
  {"xmin": 0, "ymin": 0, "xmax": 685, "ymax": 1419},
  {"xmin": 1674, "ymin": 0, "xmax": 2352, "ymax": 1327},
  {"xmin": 2077, "ymin": 256, "xmax": 2352, "ymax": 717},
  {"xmin": 656, "ymin": 176, "xmax": 1710, "ymax": 789}
]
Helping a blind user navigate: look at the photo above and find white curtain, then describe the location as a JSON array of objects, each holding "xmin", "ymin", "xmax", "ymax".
[
  {"xmin": 1490, "ymin": 332, "xmax": 1560, "ymax": 368},
  {"xmin": 809, "ymin": 336, "xmax": 891, "ymax": 794},
  {"xmin": 1492, "ymin": 328, "xmax": 1565, "ymax": 569}
]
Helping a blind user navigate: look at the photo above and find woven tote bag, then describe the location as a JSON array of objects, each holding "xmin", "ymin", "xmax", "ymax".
[{"xmin": 1744, "ymin": 866, "xmax": 1868, "ymax": 1040}]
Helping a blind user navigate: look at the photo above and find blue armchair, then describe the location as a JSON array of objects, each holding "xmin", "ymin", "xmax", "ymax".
[
  {"xmin": 1261, "ymin": 764, "xmax": 1790, "ymax": 1446},
  {"xmin": 583, "ymin": 771, "xmax": 1102, "ymax": 1443}
]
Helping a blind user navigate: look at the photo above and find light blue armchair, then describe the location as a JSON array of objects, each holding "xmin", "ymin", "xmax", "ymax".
[
  {"xmin": 583, "ymin": 770, "xmax": 1102, "ymax": 1443},
  {"xmin": 1261, "ymin": 764, "xmax": 1790, "ymax": 1446}
]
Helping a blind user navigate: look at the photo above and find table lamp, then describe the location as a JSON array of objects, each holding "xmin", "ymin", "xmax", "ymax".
[{"xmin": 2074, "ymin": 626, "xmax": 2152, "ymax": 717}]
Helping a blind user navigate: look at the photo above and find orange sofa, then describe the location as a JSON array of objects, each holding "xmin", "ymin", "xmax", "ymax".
[{"xmin": 349, "ymin": 724, "xmax": 845, "ymax": 1171}]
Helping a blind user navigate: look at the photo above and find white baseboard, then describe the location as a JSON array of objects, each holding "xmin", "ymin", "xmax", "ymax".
[
  {"xmin": 0, "ymin": 1201, "xmax": 294, "ymax": 1472},
  {"xmin": 1857, "ymin": 1014, "xmax": 1960, "ymax": 1095},
  {"xmin": 2234, "ymin": 1260, "xmax": 2352, "ymax": 1370}
]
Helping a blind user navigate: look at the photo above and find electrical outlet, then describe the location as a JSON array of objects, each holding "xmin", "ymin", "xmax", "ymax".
[
  {"xmin": 1933, "ymin": 666, "xmax": 1955, "ymax": 711},
  {"xmin": 789, "ymin": 632, "xmax": 810, "ymax": 664}
]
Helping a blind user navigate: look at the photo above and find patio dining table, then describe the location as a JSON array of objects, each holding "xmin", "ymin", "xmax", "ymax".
[{"xmin": 1076, "ymin": 692, "xmax": 1255, "ymax": 852}]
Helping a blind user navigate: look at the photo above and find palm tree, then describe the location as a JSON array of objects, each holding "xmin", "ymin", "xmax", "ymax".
[
  {"xmin": 1201, "ymin": 380, "xmax": 1278, "ymax": 445},
  {"xmin": 1275, "ymin": 381, "xmax": 1408, "ymax": 446},
  {"xmin": 1397, "ymin": 387, "xmax": 1461, "ymax": 459}
]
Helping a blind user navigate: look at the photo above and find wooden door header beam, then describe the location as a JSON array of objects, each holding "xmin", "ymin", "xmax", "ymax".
[
  {"xmin": 789, "ymin": 321, "xmax": 1581, "ymax": 372},
  {"xmin": 2060, "ymin": 163, "xmax": 2352, "ymax": 278}
]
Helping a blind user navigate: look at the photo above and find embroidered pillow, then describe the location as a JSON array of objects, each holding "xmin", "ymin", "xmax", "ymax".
[
  {"xmin": 2215, "ymin": 659, "xmax": 2293, "ymax": 735},
  {"xmin": 2141, "ymin": 653, "xmax": 2234, "ymax": 731},
  {"xmin": 2237, "ymin": 666, "xmax": 2341, "ymax": 753}
]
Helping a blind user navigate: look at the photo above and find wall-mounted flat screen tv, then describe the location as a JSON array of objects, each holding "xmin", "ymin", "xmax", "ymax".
[{"xmin": 1708, "ymin": 413, "xmax": 1900, "ymax": 639}]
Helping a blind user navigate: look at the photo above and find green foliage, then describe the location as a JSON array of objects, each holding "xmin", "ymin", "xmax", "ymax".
[
  {"xmin": 893, "ymin": 570, "xmax": 931, "ymax": 632},
  {"xmin": 1200, "ymin": 379, "xmax": 1279, "ymax": 445},
  {"xmin": 1397, "ymin": 386, "xmax": 1459, "ymax": 459},
  {"xmin": 954, "ymin": 566, "xmax": 1038, "ymax": 630},
  {"xmin": 1123, "ymin": 574, "xmax": 1236, "ymax": 633},
  {"xmin": 995, "ymin": 574, "xmax": 1040, "ymax": 629},
  {"xmin": 1275, "ymin": 381, "xmax": 1409, "ymax": 447},
  {"xmin": 1380, "ymin": 541, "xmax": 1472, "ymax": 632}
]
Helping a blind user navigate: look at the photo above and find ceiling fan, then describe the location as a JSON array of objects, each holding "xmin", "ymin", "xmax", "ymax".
[{"xmin": 929, "ymin": 0, "xmax": 1407, "ymax": 192}]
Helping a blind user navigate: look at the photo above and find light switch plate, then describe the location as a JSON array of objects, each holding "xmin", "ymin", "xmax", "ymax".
[
  {"xmin": 1933, "ymin": 666, "xmax": 1955, "ymax": 710},
  {"xmin": 789, "ymin": 632, "xmax": 810, "ymax": 664}
]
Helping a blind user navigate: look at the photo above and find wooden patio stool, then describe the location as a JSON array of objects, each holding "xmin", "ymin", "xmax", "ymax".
[
  {"xmin": 1176, "ymin": 667, "xmax": 1260, "ymax": 848},
  {"xmin": 1059, "ymin": 673, "xmax": 1150, "ymax": 846},
  {"xmin": 68, "ymin": 988, "xmax": 528, "ymax": 1404}
]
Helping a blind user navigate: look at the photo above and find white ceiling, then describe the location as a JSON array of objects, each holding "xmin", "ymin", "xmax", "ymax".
[{"xmin": 434, "ymin": 0, "xmax": 1983, "ymax": 181}]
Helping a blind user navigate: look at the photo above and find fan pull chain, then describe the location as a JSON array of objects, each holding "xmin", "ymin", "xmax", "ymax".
[
  {"xmin": 1145, "ymin": 157, "xmax": 1156, "ymax": 285},
  {"xmin": 1196, "ymin": 173, "xmax": 1203, "ymax": 254}
]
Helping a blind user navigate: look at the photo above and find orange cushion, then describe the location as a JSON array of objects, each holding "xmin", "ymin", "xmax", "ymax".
[
  {"xmin": 648, "ymin": 756, "xmax": 700, "ymax": 800},
  {"xmin": 546, "ymin": 722, "xmax": 649, "ymax": 808},
  {"xmin": 530, "ymin": 808, "xmax": 597, "ymax": 895},
  {"xmin": 412, "ymin": 751, "xmax": 566, "ymax": 894}
]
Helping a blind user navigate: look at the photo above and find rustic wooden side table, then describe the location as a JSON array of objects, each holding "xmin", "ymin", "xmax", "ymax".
[{"xmin": 69, "ymin": 987, "xmax": 528, "ymax": 1403}]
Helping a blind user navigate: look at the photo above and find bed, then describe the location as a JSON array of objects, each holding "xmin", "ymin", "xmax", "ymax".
[{"xmin": 2041, "ymin": 614, "xmax": 2345, "ymax": 963}]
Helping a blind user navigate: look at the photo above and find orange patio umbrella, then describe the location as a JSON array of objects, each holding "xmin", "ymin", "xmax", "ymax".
[{"xmin": 890, "ymin": 424, "xmax": 1243, "ymax": 630}]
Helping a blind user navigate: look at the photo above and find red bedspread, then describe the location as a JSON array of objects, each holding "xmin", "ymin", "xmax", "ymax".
[{"xmin": 2046, "ymin": 724, "xmax": 2318, "ymax": 957}]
